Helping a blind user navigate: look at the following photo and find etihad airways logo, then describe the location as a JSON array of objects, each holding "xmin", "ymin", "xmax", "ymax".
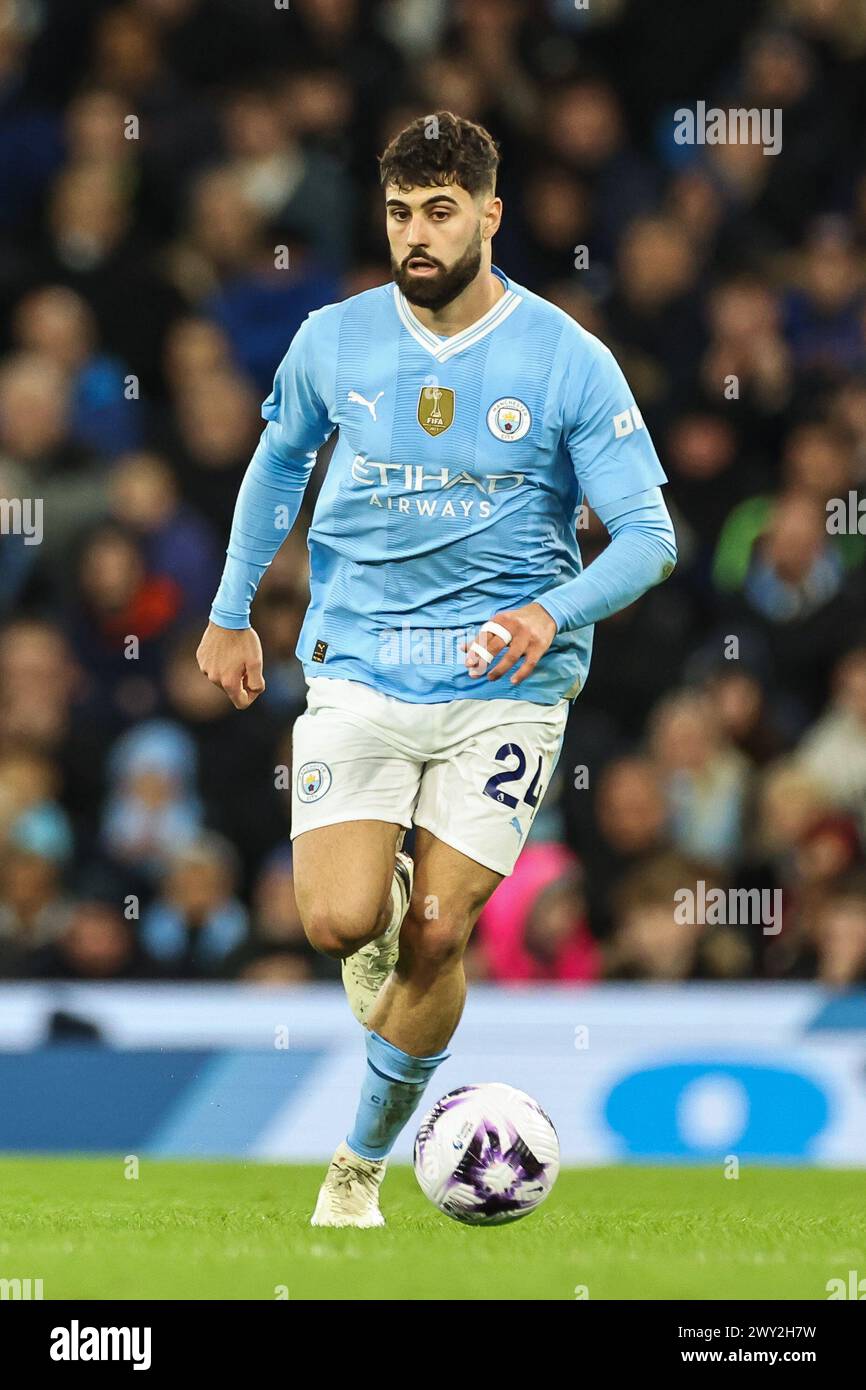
[{"xmin": 350, "ymin": 454, "xmax": 524, "ymax": 519}]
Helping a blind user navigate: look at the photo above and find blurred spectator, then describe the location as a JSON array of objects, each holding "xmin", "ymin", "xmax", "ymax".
[
  {"xmin": 166, "ymin": 165, "xmax": 342, "ymax": 394},
  {"xmin": 162, "ymin": 629, "xmax": 289, "ymax": 881},
  {"xmin": 108, "ymin": 451, "xmax": 222, "ymax": 618},
  {"xmin": 475, "ymin": 843, "xmax": 600, "ymax": 983},
  {"xmin": 39, "ymin": 161, "xmax": 183, "ymax": 389},
  {"xmin": 796, "ymin": 646, "xmax": 866, "ymax": 827},
  {"xmin": 723, "ymin": 490, "xmax": 866, "ymax": 732},
  {"xmin": 12, "ymin": 285, "xmax": 143, "ymax": 457},
  {"xmin": 65, "ymin": 522, "xmax": 183, "ymax": 723},
  {"xmin": 140, "ymin": 832, "xmax": 249, "ymax": 977},
  {"xmin": 690, "ymin": 655, "xmax": 786, "ymax": 767},
  {"xmin": 0, "ymin": 0, "xmax": 64, "ymax": 232},
  {"xmin": 606, "ymin": 852, "xmax": 753, "ymax": 980},
  {"xmin": 0, "ymin": 351, "xmax": 105, "ymax": 565},
  {"xmin": 166, "ymin": 167, "xmax": 266, "ymax": 302},
  {"xmin": 745, "ymin": 488, "xmax": 846, "ymax": 622},
  {"xmin": 541, "ymin": 79, "xmax": 656, "ymax": 263},
  {"xmin": 700, "ymin": 275, "xmax": 792, "ymax": 450},
  {"xmin": 664, "ymin": 410, "xmax": 759, "ymax": 563},
  {"xmin": 829, "ymin": 377, "xmax": 866, "ymax": 476},
  {"xmin": 161, "ymin": 315, "xmax": 234, "ymax": 391},
  {"xmin": 101, "ymin": 717, "xmax": 202, "ymax": 882},
  {"xmin": 222, "ymin": 85, "xmax": 354, "ymax": 271},
  {"xmin": 717, "ymin": 27, "xmax": 836, "ymax": 249},
  {"xmin": 755, "ymin": 758, "xmax": 834, "ymax": 866},
  {"xmin": 0, "ymin": 749, "xmax": 74, "ymax": 863},
  {"xmin": 0, "ymin": 350, "xmax": 77, "ymax": 475},
  {"xmin": 787, "ymin": 872, "xmax": 866, "ymax": 985},
  {"xmin": 0, "ymin": 847, "xmax": 72, "ymax": 977},
  {"xmin": 793, "ymin": 808, "xmax": 862, "ymax": 916},
  {"xmin": 30, "ymin": 897, "xmax": 155, "ymax": 981},
  {"xmin": 0, "ymin": 619, "xmax": 108, "ymax": 843},
  {"xmin": 713, "ymin": 421, "xmax": 864, "ymax": 594},
  {"xmin": 515, "ymin": 165, "xmax": 592, "ymax": 290},
  {"xmin": 649, "ymin": 690, "xmax": 751, "ymax": 868},
  {"xmin": 167, "ymin": 368, "xmax": 261, "ymax": 533},
  {"xmin": 579, "ymin": 756, "xmax": 671, "ymax": 938},
  {"xmin": 606, "ymin": 215, "xmax": 703, "ymax": 410},
  {"xmin": 783, "ymin": 218, "xmax": 866, "ymax": 378}
]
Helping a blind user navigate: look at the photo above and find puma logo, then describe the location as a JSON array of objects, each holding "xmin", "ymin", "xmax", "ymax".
[{"xmin": 347, "ymin": 389, "xmax": 384, "ymax": 421}]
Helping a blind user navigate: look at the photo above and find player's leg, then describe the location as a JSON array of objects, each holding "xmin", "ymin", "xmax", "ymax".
[
  {"xmin": 293, "ymin": 819, "xmax": 415, "ymax": 1026},
  {"xmin": 315, "ymin": 829, "xmax": 500, "ymax": 1227},
  {"xmin": 393, "ymin": 693, "xmax": 571, "ymax": 1061},
  {"xmin": 292, "ymin": 677, "xmax": 429, "ymax": 1226},
  {"xmin": 367, "ymin": 827, "xmax": 501, "ymax": 1054},
  {"xmin": 292, "ymin": 818, "xmax": 403, "ymax": 957},
  {"xmin": 291, "ymin": 677, "xmax": 422, "ymax": 1025},
  {"xmin": 326, "ymin": 695, "xmax": 570, "ymax": 1222},
  {"xmin": 297, "ymin": 821, "xmax": 424, "ymax": 1228}
]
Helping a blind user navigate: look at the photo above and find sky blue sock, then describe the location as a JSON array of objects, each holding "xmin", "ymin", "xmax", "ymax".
[{"xmin": 347, "ymin": 1030, "xmax": 450, "ymax": 1161}]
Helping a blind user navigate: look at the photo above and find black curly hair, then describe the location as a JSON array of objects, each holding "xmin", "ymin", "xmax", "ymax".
[{"xmin": 379, "ymin": 111, "xmax": 500, "ymax": 197}]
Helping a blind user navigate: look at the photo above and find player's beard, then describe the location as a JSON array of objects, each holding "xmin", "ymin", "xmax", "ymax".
[{"xmin": 393, "ymin": 226, "xmax": 483, "ymax": 310}]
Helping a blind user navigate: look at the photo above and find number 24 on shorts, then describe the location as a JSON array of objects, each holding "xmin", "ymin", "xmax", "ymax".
[{"xmin": 483, "ymin": 743, "xmax": 543, "ymax": 809}]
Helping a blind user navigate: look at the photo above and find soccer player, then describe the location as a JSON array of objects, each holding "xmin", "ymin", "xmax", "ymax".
[{"xmin": 196, "ymin": 112, "xmax": 677, "ymax": 1226}]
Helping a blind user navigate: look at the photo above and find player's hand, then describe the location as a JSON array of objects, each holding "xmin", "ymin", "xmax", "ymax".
[
  {"xmin": 462, "ymin": 603, "xmax": 558, "ymax": 686},
  {"xmin": 196, "ymin": 621, "xmax": 266, "ymax": 710}
]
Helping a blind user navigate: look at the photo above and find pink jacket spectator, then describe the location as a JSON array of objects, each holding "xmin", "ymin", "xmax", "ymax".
[{"xmin": 476, "ymin": 842, "xmax": 601, "ymax": 983}]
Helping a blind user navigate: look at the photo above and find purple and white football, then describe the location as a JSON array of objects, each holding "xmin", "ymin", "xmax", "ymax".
[{"xmin": 413, "ymin": 1083, "xmax": 560, "ymax": 1225}]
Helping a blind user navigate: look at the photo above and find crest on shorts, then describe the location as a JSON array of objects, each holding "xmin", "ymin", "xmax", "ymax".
[
  {"xmin": 297, "ymin": 761, "xmax": 332, "ymax": 803},
  {"xmin": 417, "ymin": 385, "xmax": 455, "ymax": 436}
]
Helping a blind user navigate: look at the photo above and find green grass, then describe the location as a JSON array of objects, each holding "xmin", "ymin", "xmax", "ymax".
[{"xmin": 0, "ymin": 1157, "xmax": 863, "ymax": 1300}]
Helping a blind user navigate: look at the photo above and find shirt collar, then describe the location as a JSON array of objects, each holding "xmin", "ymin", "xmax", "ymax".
[{"xmin": 393, "ymin": 265, "xmax": 522, "ymax": 362}]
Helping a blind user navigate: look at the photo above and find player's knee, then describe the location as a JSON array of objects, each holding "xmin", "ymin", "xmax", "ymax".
[
  {"xmin": 301, "ymin": 901, "xmax": 389, "ymax": 959},
  {"xmin": 401, "ymin": 911, "xmax": 467, "ymax": 972}
]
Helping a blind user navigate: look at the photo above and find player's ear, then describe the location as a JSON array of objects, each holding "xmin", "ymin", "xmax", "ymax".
[{"xmin": 481, "ymin": 192, "xmax": 502, "ymax": 241}]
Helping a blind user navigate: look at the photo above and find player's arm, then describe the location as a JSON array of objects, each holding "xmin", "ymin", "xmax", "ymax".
[
  {"xmin": 197, "ymin": 316, "xmax": 332, "ymax": 709},
  {"xmin": 536, "ymin": 485, "xmax": 677, "ymax": 628},
  {"xmin": 467, "ymin": 329, "xmax": 677, "ymax": 685},
  {"xmin": 467, "ymin": 488, "xmax": 676, "ymax": 684}
]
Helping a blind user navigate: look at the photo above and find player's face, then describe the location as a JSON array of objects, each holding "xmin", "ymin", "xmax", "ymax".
[{"xmin": 385, "ymin": 182, "xmax": 491, "ymax": 309}]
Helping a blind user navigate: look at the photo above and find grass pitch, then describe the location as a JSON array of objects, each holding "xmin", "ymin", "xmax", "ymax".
[{"xmin": 1, "ymin": 1157, "xmax": 863, "ymax": 1300}]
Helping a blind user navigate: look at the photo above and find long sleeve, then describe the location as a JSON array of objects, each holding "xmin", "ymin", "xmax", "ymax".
[
  {"xmin": 209, "ymin": 314, "xmax": 332, "ymax": 629},
  {"xmin": 536, "ymin": 486, "xmax": 677, "ymax": 632}
]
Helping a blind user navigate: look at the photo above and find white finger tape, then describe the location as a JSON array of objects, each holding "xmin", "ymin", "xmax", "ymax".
[
  {"xmin": 480, "ymin": 620, "xmax": 513, "ymax": 646},
  {"xmin": 469, "ymin": 641, "xmax": 494, "ymax": 664}
]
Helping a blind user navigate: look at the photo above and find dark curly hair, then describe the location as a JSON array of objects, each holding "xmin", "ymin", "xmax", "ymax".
[{"xmin": 379, "ymin": 111, "xmax": 500, "ymax": 197}]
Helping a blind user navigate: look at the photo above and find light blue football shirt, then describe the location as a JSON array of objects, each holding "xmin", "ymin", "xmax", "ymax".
[{"xmin": 210, "ymin": 266, "xmax": 669, "ymax": 704}]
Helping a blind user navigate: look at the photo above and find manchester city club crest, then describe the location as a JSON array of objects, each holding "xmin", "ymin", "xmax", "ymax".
[
  {"xmin": 417, "ymin": 385, "xmax": 455, "ymax": 436},
  {"xmin": 486, "ymin": 396, "xmax": 532, "ymax": 441},
  {"xmin": 297, "ymin": 761, "xmax": 332, "ymax": 803}
]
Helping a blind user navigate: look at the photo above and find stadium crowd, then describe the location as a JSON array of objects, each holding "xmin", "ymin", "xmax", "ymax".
[{"xmin": 1, "ymin": 0, "xmax": 866, "ymax": 986}]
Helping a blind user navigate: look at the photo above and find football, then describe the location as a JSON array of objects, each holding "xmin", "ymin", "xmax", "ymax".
[{"xmin": 413, "ymin": 1083, "xmax": 560, "ymax": 1225}]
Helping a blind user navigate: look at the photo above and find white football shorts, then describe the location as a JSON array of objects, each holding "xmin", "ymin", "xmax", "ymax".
[{"xmin": 291, "ymin": 676, "xmax": 569, "ymax": 877}]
